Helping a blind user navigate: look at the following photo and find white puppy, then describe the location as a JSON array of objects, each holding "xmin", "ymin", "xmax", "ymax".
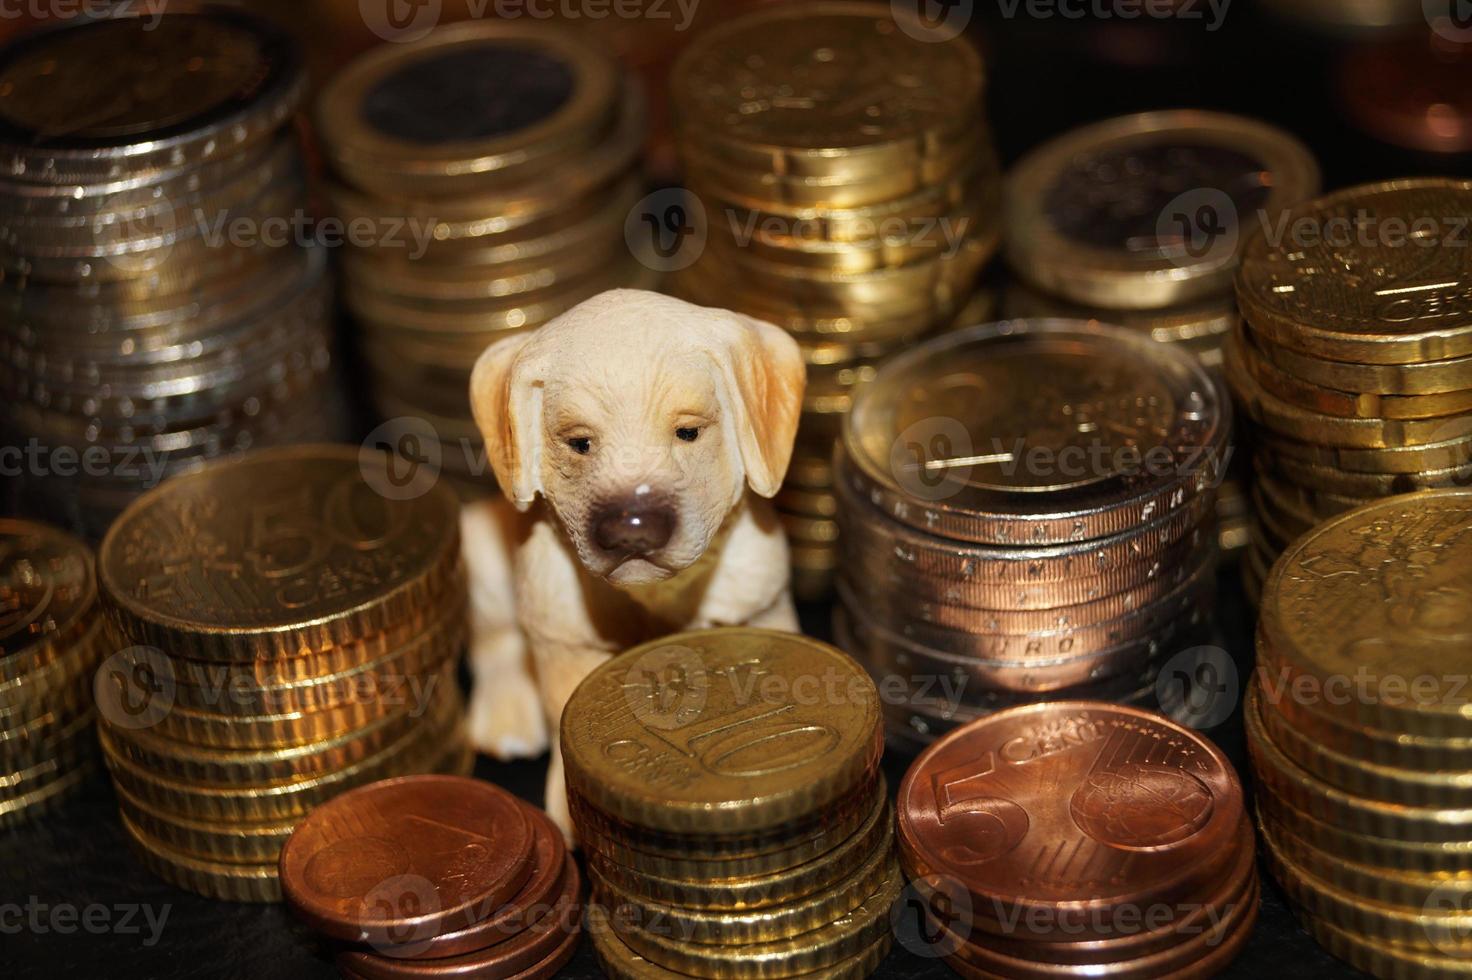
[{"xmin": 461, "ymin": 289, "xmax": 806, "ymax": 837}]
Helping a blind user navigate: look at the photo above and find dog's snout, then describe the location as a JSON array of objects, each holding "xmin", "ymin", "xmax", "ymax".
[{"xmin": 593, "ymin": 500, "xmax": 676, "ymax": 555}]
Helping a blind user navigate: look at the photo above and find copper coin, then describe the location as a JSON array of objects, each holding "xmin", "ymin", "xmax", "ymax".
[
  {"xmin": 897, "ymin": 703, "xmax": 1244, "ymax": 943},
  {"xmin": 337, "ymin": 856, "xmax": 582, "ymax": 980},
  {"xmin": 360, "ymin": 804, "xmax": 568, "ymax": 960},
  {"xmin": 956, "ymin": 817, "xmax": 1256, "ymax": 967},
  {"xmin": 279, "ymin": 775, "xmax": 535, "ymax": 946},
  {"xmin": 941, "ymin": 878, "xmax": 1258, "ymax": 979}
]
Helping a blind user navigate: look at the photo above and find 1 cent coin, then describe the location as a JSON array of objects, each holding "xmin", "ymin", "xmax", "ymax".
[{"xmin": 279, "ymin": 775, "xmax": 534, "ymax": 946}]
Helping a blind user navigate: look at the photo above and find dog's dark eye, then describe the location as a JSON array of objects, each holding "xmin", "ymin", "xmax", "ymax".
[
  {"xmin": 567, "ymin": 437, "xmax": 591, "ymax": 455},
  {"xmin": 676, "ymin": 427, "xmax": 700, "ymax": 443}
]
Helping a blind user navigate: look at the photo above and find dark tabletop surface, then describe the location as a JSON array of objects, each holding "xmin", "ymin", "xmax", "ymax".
[{"xmin": 8, "ymin": 2, "xmax": 1472, "ymax": 977}]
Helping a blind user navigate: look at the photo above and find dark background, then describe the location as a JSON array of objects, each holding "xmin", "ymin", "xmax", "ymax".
[{"xmin": 7, "ymin": 0, "xmax": 1471, "ymax": 977}]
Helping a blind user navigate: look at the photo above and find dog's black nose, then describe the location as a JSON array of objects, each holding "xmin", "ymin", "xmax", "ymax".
[{"xmin": 593, "ymin": 501, "xmax": 676, "ymax": 555}]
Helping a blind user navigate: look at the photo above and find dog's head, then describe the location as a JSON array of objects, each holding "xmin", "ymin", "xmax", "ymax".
[{"xmin": 470, "ymin": 289, "xmax": 805, "ymax": 586}]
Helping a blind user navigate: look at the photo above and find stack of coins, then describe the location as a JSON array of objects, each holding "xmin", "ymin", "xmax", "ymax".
[
  {"xmin": 1227, "ymin": 179, "xmax": 1472, "ymax": 602},
  {"xmin": 898, "ymin": 702, "xmax": 1258, "ymax": 978},
  {"xmin": 1003, "ymin": 110, "xmax": 1320, "ymax": 561},
  {"xmin": 0, "ymin": 10, "xmax": 343, "ymax": 539},
  {"xmin": 566, "ymin": 628, "xmax": 898, "ymax": 980},
  {"xmin": 1247, "ymin": 490, "xmax": 1472, "ymax": 979},
  {"xmin": 93, "ymin": 445, "xmax": 471, "ymax": 901},
  {"xmin": 317, "ymin": 20, "xmax": 649, "ymax": 480},
  {"xmin": 667, "ymin": 2, "xmax": 1004, "ymax": 600},
  {"xmin": 280, "ymin": 775, "xmax": 583, "ymax": 979},
  {"xmin": 1, "ymin": 519, "xmax": 103, "ymax": 827},
  {"xmin": 835, "ymin": 320, "xmax": 1229, "ymax": 748}
]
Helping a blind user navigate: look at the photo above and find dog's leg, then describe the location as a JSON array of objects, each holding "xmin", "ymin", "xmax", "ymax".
[
  {"xmin": 461, "ymin": 499, "xmax": 548, "ymax": 759},
  {"xmin": 747, "ymin": 587, "xmax": 800, "ymax": 632}
]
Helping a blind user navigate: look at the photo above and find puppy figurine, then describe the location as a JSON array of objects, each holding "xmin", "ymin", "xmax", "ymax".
[{"xmin": 461, "ymin": 288, "xmax": 806, "ymax": 837}]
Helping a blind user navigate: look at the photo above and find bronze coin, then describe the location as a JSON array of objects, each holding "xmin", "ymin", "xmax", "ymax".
[
  {"xmin": 337, "ymin": 855, "xmax": 582, "ymax": 979},
  {"xmin": 897, "ymin": 703, "xmax": 1245, "ymax": 943},
  {"xmin": 279, "ymin": 775, "xmax": 535, "ymax": 946},
  {"xmin": 354, "ymin": 803, "xmax": 569, "ymax": 961}
]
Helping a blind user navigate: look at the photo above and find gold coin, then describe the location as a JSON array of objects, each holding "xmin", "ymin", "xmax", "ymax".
[
  {"xmin": 775, "ymin": 488, "xmax": 839, "ymax": 520},
  {"xmin": 1257, "ymin": 489, "xmax": 1472, "ymax": 737},
  {"xmin": 573, "ymin": 777, "xmax": 878, "ymax": 879},
  {"xmin": 98, "ymin": 444, "xmax": 462, "ymax": 661},
  {"xmin": 1008, "ymin": 110, "xmax": 1319, "ymax": 309},
  {"xmin": 561, "ymin": 628, "xmax": 882, "ymax": 835},
  {"xmin": 1240, "ymin": 327, "xmax": 1472, "ymax": 420},
  {"xmin": 0, "ymin": 518, "xmax": 96, "ymax": 682},
  {"xmin": 1256, "ymin": 439, "xmax": 1472, "ymax": 487},
  {"xmin": 599, "ymin": 858, "xmax": 900, "ymax": 979},
  {"xmin": 587, "ymin": 905, "xmax": 893, "ymax": 980},
  {"xmin": 781, "ymin": 515, "xmax": 840, "ymax": 546},
  {"xmin": 1258, "ymin": 774, "xmax": 1472, "ymax": 874},
  {"xmin": 121, "ymin": 811, "xmax": 281, "ymax": 902},
  {"xmin": 594, "ymin": 839, "xmax": 894, "ymax": 945},
  {"xmin": 1247, "ymin": 687, "xmax": 1472, "ymax": 843},
  {"xmin": 1264, "ymin": 820, "xmax": 1472, "ymax": 951},
  {"xmin": 1267, "ymin": 682, "xmax": 1472, "ymax": 772},
  {"xmin": 1299, "ymin": 912, "xmax": 1472, "ymax": 979},
  {"xmin": 589, "ymin": 788, "xmax": 890, "ymax": 912},
  {"xmin": 1249, "ymin": 326, "xmax": 1472, "ymax": 396},
  {"xmin": 0, "ymin": 763, "xmax": 90, "ymax": 830},
  {"xmin": 1227, "ymin": 336, "xmax": 1472, "ymax": 449},
  {"xmin": 98, "ymin": 687, "xmax": 457, "ymax": 822},
  {"xmin": 316, "ymin": 20, "xmax": 621, "ymax": 197},
  {"xmin": 671, "ymin": 2, "xmax": 984, "ymax": 182},
  {"xmin": 1237, "ymin": 178, "xmax": 1472, "ymax": 365},
  {"xmin": 1260, "ymin": 695, "xmax": 1472, "ymax": 807},
  {"xmin": 1001, "ymin": 281, "xmax": 1236, "ymax": 347},
  {"xmin": 115, "ymin": 781, "xmax": 295, "ymax": 866},
  {"xmin": 1259, "ymin": 807, "xmax": 1472, "ymax": 908},
  {"xmin": 0, "ymin": 615, "xmax": 104, "ymax": 713}
]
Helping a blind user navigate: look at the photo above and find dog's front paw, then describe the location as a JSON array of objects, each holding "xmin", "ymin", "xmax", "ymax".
[{"xmin": 466, "ymin": 672, "xmax": 549, "ymax": 760}]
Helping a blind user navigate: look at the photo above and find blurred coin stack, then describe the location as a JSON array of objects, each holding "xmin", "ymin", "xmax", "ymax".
[
  {"xmin": 1, "ymin": 519, "xmax": 102, "ymax": 827},
  {"xmin": 1247, "ymin": 490, "xmax": 1472, "ymax": 979},
  {"xmin": 835, "ymin": 320, "xmax": 1229, "ymax": 749},
  {"xmin": 93, "ymin": 446, "xmax": 471, "ymax": 901},
  {"xmin": 0, "ymin": 10, "xmax": 342, "ymax": 539},
  {"xmin": 282, "ymin": 775, "xmax": 583, "ymax": 980},
  {"xmin": 316, "ymin": 20, "xmax": 649, "ymax": 483},
  {"xmin": 1227, "ymin": 179, "xmax": 1472, "ymax": 603},
  {"xmin": 666, "ymin": 2, "xmax": 1003, "ymax": 600},
  {"xmin": 1003, "ymin": 110, "xmax": 1320, "ymax": 561},
  {"xmin": 899, "ymin": 702, "xmax": 1258, "ymax": 978},
  {"xmin": 568, "ymin": 629, "xmax": 898, "ymax": 980}
]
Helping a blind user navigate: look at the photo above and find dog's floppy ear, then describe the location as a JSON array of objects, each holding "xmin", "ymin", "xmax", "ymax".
[
  {"xmin": 716, "ymin": 312, "xmax": 806, "ymax": 498},
  {"xmin": 470, "ymin": 333, "xmax": 543, "ymax": 509}
]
